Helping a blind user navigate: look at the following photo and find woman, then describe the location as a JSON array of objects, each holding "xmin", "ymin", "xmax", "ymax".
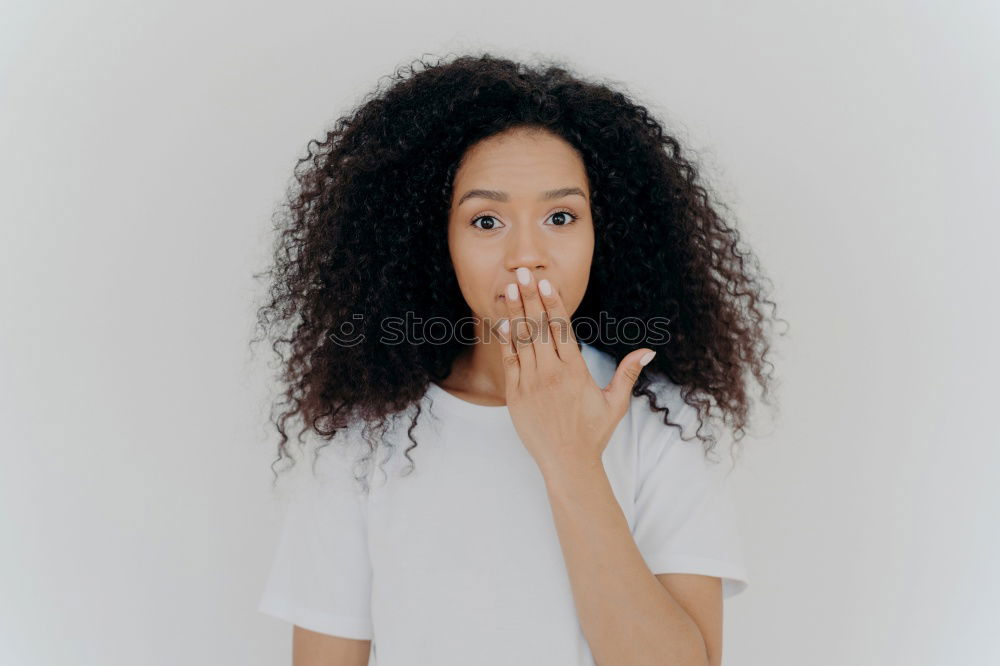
[{"xmin": 253, "ymin": 52, "xmax": 783, "ymax": 666}]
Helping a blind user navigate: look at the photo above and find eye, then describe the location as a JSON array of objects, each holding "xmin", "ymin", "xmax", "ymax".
[
  {"xmin": 545, "ymin": 208, "xmax": 580, "ymax": 226},
  {"xmin": 468, "ymin": 209, "xmax": 580, "ymax": 231},
  {"xmin": 469, "ymin": 214, "xmax": 505, "ymax": 231}
]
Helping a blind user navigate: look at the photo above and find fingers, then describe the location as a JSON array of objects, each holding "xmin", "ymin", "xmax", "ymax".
[
  {"xmin": 513, "ymin": 267, "xmax": 560, "ymax": 373},
  {"xmin": 504, "ymin": 279, "xmax": 536, "ymax": 371},
  {"xmin": 496, "ymin": 317, "xmax": 520, "ymax": 392},
  {"xmin": 535, "ymin": 276, "xmax": 580, "ymax": 365},
  {"xmin": 604, "ymin": 348, "xmax": 656, "ymax": 417}
]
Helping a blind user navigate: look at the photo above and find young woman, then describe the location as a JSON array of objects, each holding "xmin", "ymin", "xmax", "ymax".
[{"xmin": 253, "ymin": 53, "xmax": 783, "ymax": 666}]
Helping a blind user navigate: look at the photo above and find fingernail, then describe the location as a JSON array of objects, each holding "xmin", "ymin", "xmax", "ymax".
[
  {"xmin": 639, "ymin": 351, "xmax": 656, "ymax": 366},
  {"xmin": 499, "ymin": 319, "xmax": 510, "ymax": 335},
  {"xmin": 516, "ymin": 267, "xmax": 531, "ymax": 285},
  {"xmin": 539, "ymin": 279, "xmax": 552, "ymax": 296},
  {"xmin": 506, "ymin": 283, "xmax": 519, "ymax": 300}
]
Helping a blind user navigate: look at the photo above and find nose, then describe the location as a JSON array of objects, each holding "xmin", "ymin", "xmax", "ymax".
[{"xmin": 502, "ymin": 222, "xmax": 548, "ymax": 275}]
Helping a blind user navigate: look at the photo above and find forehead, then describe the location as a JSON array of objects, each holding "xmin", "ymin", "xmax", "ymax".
[{"xmin": 453, "ymin": 129, "xmax": 589, "ymax": 195}]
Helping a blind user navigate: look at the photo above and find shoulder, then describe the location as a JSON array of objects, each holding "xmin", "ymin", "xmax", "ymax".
[
  {"xmin": 626, "ymin": 374, "xmax": 711, "ymax": 482},
  {"xmin": 275, "ymin": 419, "xmax": 378, "ymax": 502},
  {"xmin": 580, "ymin": 343, "xmax": 704, "ymax": 454},
  {"xmin": 580, "ymin": 342, "xmax": 698, "ymax": 434},
  {"xmin": 632, "ymin": 374, "xmax": 698, "ymax": 431}
]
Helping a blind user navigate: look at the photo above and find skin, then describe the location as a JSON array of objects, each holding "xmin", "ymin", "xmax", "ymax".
[
  {"xmin": 442, "ymin": 126, "xmax": 600, "ymax": 406},
  {"xmin": 292, "ymin": 626, "xmax": 369, "ymax": 666},
  {"xmin": 443, "ymin": 125, "xmax": 654, "ymax": 467}
]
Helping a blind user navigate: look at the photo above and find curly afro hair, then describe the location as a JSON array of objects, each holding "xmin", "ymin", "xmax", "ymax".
[{"xmin": 251, "ymin": 52, "xmax": 787, "ymax": 490}]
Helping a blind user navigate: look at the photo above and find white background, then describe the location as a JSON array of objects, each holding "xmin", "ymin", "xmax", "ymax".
[{"xmin": 2, "ymin": 1, "xmax": 998, "ymax": 664}]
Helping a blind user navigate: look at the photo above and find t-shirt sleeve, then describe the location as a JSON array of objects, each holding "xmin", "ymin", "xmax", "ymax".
[
  {"xmin": 256, "ymin": 438, "xmax": 374, "ymax": 639},
  {"xmin": 630, "ymin": 388, "xmax": 750, "ymax": 599}
]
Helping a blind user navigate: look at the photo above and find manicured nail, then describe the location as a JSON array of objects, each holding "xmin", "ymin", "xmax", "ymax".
[
  {"xmin": 516, "ymin": 267, "xmax": 531, "ymax": 285},
  {"xmin": 539, "ymin": 279, "xmax": 552, "ymax": 296},
  {"xmin": 499, "ymin": 319, "xmax": 510, "ymax": 335},
  {"xmin": 506, "ymin": 283, "xmax": 519, "ymax": 300},
  {"xmin": 639, "ymin": 351, "xmax": 656, "ymax": 366}
]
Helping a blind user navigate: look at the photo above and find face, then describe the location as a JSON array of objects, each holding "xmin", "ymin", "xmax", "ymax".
[{"xmin": 447, "ymin": 127, "xmax": 595, "ymax": 340}]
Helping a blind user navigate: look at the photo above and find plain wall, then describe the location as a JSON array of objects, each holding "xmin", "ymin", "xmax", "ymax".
[{"xmin": 2, "ymin": 1, "xmax": 998, "ymax": 664}]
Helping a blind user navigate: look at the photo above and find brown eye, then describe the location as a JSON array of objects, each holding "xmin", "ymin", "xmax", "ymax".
[
  {"xmin": 470, "ymin": 214, "xmax": 504, "ymax": 231},
  {"xmin": 546, "ymin": 209, "xmax": 579, "ymax": 226}
]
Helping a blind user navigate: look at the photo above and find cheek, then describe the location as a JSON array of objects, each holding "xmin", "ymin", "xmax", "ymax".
[
  {"xmin": 448, "ymin": 234, "xmax": 495, "ymax": 297},
  {"xmin": 563, "ymin": 241, "xmax": 595, "ymax": 306},
  {"xmin": 557, "ymin": 236, "xmax": 594, "ymax": 276}
]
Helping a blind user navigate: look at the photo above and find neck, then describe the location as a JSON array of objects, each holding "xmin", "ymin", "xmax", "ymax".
[{"xmin": 440, "ymin": 339, "xmax": 507, "ymax": 403}]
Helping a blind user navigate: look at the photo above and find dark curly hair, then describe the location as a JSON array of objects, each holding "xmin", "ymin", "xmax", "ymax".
[{"xmin": 251, "ymin": 52, "xmax": 788, "ymax": 490}]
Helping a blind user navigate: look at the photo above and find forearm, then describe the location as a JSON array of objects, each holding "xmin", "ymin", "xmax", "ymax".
[{"xmin": 542, "ymin": 458, "xmax": 709, "ymax": 666}]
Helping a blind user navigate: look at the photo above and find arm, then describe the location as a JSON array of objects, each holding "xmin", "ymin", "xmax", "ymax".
[
  {"xmin": 656, "ymin": 573, "xmax": 724, "ymax": 666},
  {"xmin": 293, "ymin": 625, "xmax": 371, "ymax": 666},
  {"xmin": 542, "ymin": 459, "xmax": 715, "ymax": 666}
]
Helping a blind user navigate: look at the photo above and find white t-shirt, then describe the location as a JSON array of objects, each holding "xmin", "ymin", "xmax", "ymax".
[{"xmin": 257, "ymin": 342, "xmax": 749, "ymax": 665}]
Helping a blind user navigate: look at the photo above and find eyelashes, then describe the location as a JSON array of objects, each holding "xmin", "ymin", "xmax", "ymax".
[{"xmin": 469, "ymin": 208, "xmax": 580, "ymax": 231}]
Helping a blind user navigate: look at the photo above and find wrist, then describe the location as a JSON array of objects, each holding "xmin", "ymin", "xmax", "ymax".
[{"xmin": 539, "ymin": 453, "xmax": 606, "ymax": 489}]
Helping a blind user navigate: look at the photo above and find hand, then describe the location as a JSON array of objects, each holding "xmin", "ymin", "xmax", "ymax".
[{"xmin": 496, "ymin": 267, "xmax": 656, "ymax": 476}]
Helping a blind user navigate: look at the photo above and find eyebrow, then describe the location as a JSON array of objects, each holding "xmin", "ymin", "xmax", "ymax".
[{"xmin": 455, "ymin": 186, "xmax": 587, "ymax": 207}]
